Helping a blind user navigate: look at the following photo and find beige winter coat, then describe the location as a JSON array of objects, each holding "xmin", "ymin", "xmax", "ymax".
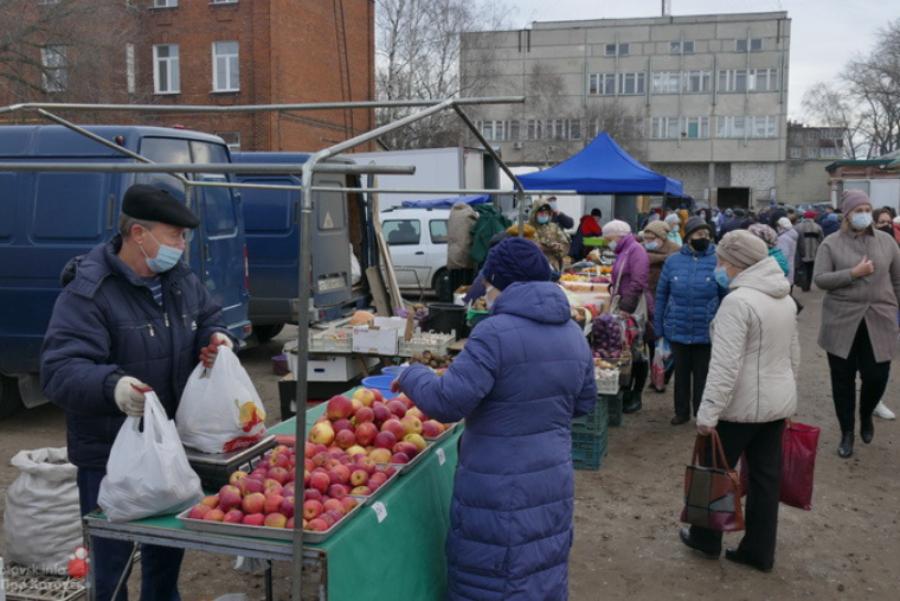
[
  {"xmin": 697, "ymin": 257, "xmax": 800, "ymax": 428},
  {"xmin": 447, "ymin": 203, "xmax": 478, "ymax": 269}
]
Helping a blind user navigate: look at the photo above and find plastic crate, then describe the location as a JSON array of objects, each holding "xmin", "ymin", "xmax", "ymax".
[
  {"xmin": 571, "ymin": 395, "xmax": 609, "ymax": 471},
  {"xmin": 606, "ymin": 391, "xmax": 623, "ymax": 427}
]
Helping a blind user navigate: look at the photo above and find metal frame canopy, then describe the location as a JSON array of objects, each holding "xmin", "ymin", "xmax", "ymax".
[{"xmin": 0, "ymin": 96, "xmax": 577, "ymax": 601}]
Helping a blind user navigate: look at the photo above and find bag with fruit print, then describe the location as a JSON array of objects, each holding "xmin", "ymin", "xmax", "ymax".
[{"xmin": 176, "ymin": 346, "xmax": 267, "ymax": 454}]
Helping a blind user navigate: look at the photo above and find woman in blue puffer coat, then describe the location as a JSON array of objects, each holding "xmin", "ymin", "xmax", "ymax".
[
  {"xmin": 654, "ymin": 217, "xmax": 726, "ymax": 425},
  {"xmin": 394, "ymin": 237, "xmax": 597, "ymax": 601}
]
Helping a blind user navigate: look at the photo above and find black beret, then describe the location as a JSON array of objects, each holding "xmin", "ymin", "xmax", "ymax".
[{"xmin": 122, "ymin": 184, "xmax": 200, "ymax": 229}]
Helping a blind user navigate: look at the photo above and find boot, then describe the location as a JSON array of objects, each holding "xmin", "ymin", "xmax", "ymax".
[
  {"xmin": 860, "ymin": 413, "xmax": 874, "ymax": 444},
  {"xmin": 874, "ymin": 402, "xmax": 896, "ymax": 420},
  {"xmin": 621, "ymin": 390, "xmax": 633, "ymax": 411},
  {"xmin": 678, "ymin": 527, "xmax": 719, "ymax": 559},
  {"xmin": 623, "ymin": 388, "xmax": 642, "ymax": 414},
  {"xmin": 838, "ymin": 431, "xmax": 854, "ymax": 458},
  {"xmin": 725, "ymin": 548, "xmax": 773, "ymax": 573}
]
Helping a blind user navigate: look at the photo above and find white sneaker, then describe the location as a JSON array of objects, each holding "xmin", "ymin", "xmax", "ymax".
[{"xmin": 874, "ymin": 402, "xmax": 896, "ymax": 420}]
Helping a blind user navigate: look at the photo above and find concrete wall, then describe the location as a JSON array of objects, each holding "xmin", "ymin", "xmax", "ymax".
[{"xmin": 778, "ymin": 160, "xmax": 831, "ymax": 204}]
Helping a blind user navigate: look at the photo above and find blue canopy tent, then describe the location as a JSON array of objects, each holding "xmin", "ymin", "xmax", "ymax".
[
  {"xmin": 400, "ymin": 194, "xmax": 491, "ymax": 209},
  {"xmin": 519, "ymin": 132, "xmax": 685, "ymax": 196}
]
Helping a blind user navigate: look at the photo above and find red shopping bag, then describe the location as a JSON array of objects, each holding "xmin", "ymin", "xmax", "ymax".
[{"xmin": 740, "ymin": 420, "xmax": 820, "ymax": 510}]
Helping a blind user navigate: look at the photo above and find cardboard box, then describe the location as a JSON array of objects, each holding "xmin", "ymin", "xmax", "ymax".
[{"xmin": 352, "ymin": 321, "xmax": 404, "ymax": 355}]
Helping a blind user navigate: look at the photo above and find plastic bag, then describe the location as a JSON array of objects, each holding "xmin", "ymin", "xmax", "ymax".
[
  {"xmin": 650, "ymin": 338, "xmax": 672, "ymax": 390},
  {"xmin": 176, "ymin": 346, "xmax": 267, "ymax": 454},
  {"xmin": 98, "ymin": 391, "xmax": 202, "ymax": 522},
  {"xmin": 3, "ymin": 447, "xmax": 82, "ymax": 572},
  {"xmin": 740, "ymin": 420, "xmax": 820, "ymax": 510}
]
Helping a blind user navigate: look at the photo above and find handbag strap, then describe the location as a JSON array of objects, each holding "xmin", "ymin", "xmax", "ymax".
[{"xmin": 692, "ymin": 431, "xmax": 729, "ymax": 470}]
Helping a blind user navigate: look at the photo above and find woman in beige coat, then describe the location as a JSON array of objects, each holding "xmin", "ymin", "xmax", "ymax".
[
  {"xmin": 814, "ymin": 190, "xmax": 900, "ymax": 458},
  {"xmin": 679, "ymin": 230, "xmax": 799, "ymax": 573}
]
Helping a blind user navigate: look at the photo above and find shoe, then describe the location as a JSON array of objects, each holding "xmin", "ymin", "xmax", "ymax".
[
  {"xmin": 623, "ymin": 390, "xmax": 642, "ymax": 414},
  {"xmin": 670, "ymin": 415, "xmax": 690, "ymax": 425},
  {"xmin": 860, "ymin": 414, "xmax": 874, "ymax": 444},
  {"xmin": 678, "ymin": 527, "xmax": 719, "ymax": 559},
  {"xmin": 838, "ymin": 431, "xmax": 854, "ymax": 458},
  {"xmin": 725, "ymin": 548, "xmax": 773, "ymax": 573},
  {"xmin": 874, "ymin": 402, "xmax": 896, "ymax": 420}
]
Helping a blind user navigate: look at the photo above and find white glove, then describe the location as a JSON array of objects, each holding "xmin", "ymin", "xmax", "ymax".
[
  {"xmin": 114, "ymin": 376, "xmax": 149, "ymax": 417},
  {"xmin": 212, "ymin": 332, "xmax": 234, "ymax": 349}
]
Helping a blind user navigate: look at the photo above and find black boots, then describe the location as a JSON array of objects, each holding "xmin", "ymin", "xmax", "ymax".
[
  {"xmin": 860, "ymin": 414, "xmax": 875, "ymax": 444},
  {"xmin": 678, "ymin": 527, "xmax": 719, "ymax": 559},
  {"xmin": 838, "ymin": 431, "xmax": 854, "ymax": 458},
  {"xmin": 670, "ymin": 415, "xmax": 690, "ymax": 425},
  {"xmin": 623, "ymin": 389, "xmax": 642, "ymax": 414},
  {"xmin": 725, "ymin": 548, "xmax": 773, "ymax": 573}
]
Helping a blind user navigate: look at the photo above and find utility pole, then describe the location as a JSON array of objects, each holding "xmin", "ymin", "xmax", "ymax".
[{"xmin": 662, "ymin": 0, "xmax": 671, "ymax": 16}]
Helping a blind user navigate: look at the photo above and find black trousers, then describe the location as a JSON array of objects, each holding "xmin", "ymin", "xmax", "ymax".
[
  {"xmin": 796, "ymin": 260, "xmax": 814, "ymax": 292},
  {"xmin": 629, "ymin": 360, "xmax": 648, "ymax": 394},
  {"xmin": 826, "ymin": 323, "xmax": 890, "ymax": 435},
  {"xmin": 671, "ymin": 342, "xmax": 712, "ymax": 418},
  {"xmin": 690, "ymin": 419, "xmax": 785, "ymax": 567}
]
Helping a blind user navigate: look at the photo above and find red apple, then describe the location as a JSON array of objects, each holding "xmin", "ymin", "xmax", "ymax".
[
  {"xmin": 242, "ymin": 492, "xmax": 266, "ymax": 515},
  {"xmin": 242, "ymin": 513, "xmax": 265, "ymax": 526},
  {"xmin": 387, "ymin": 400, "xmax": 407, "ymax": 417},
  {"xmin": 279, "ymin": 497, "xmax": 295, "ymax": 519},
  {"xmin": 345, "ymin": 444, "xmax": 367, "ymax": 458},
  {"xmin": 264, "ymin": 479, "xmax": 284, "ymax": 496},
  {"xmin": 264, "ymin": 513, "xmax": 288, "ymax": 528},
  {"xmin": 326, "ymin": 395, "xmax": 355, "ymax": 420},
  {"xmin": 303, "ymin": 499, "xmax": 324, "ymax": 520},
  {"xmin": 340, "ymin": 496, "xmax": 358, "ymax": 513},
  {"xmin": 287, "ymin": 517, "xmax": 295, "ymax": 529},
  {"xmin": 309, "ymin": 470, "xmax": 330, "ymax": 494},
  {"xmin": 228, "ymin": 470, "xmax": 248, "ymax": 486},
  {"xmin": 374, "ymin": 431, "xmax": 397, "ymax": 450},
  {"xmin": 421, "ymin": 419, "xmax": 444, "ymax": 438},
  {"xmin": 269, "ymin": 452, "xmax": 291, "ymax": 469},
  {"xmin": 372, "ymin": 402, "xmax": 391, "ymax": 424},
  {"xmin": 223, "ymin": 509, "xmax": 244, "ymax": 523},
  {"xmin": 352, "ymin": 388, "xmax": 376, "ymax": 407},
  {"xmin": 218, "ymin": 485, "xmax": 242, "ymax": 511},
  {"xmin": 394, "ymin": 441, "xmax": 419, "ymax": 458},
  {"xmin": 350, "ymin": 485, "xmax": 372, "ymax": 496},
  {"xmin": 369, "ymin": 471, "xmax": 388, "ymax": 489},
  {"xmin": 323, "ymin": 498, "xmax": 345, "ymax": 516},
  {"xmin": 403, "ymin": 433, "xmax": 427, "ymax": 452},
  {"xmin": 200, "ymin": 494, "xmax": 220, "ymax": 509},
  {"xmin": 319, "ymin": 512, "xmax": 337, "ymax": 528},
  {"xmin": 372, "ymin": 389, "xmax": 385, "ymax": 404},
  {"xmin": 400, "ymin": 414, "xmax": 423, "ymax": 436},
  {"xmin": 203, "ymin": 508, "xmax": 225, "ymax": 522},
  {"xmin": 354, "ymin": 422, "xmax": 379, "ymax": 446},
  {"xmin": 309, "ymin": 421, "xmax": 335, "ymax": 446},
  {"xmin": 355, "ymin": 456, "xmax": 377, "ymax": 470},
  {"xmin": 406, "ymin": 407, "xmax": 426, "ymax": 421},
  {"xmin": 332, "ymin": 418, "xmax": 353, "ymax": 433},
  {"xmin": 328, "ymin": 483, "xmax": 349, "ymax": 499},
  {"xmin": 324, "ymin": 509, "xmax": 344, "ymax": 525},
  {"xmin": 391, "ymin": 452, "xmax": 410, "ymax": 464},
  {"xmin": 354, "ymin": 406, "xmax": 375, "ymax": 424},
  {"xmin": 328, "ymin": 464, "xmax": 351, "ymax": 485},
  {"xmin": 304, "ymin": 441, "xmax": 318, "ymax": 458},
  {"xmin": 304, "ymin": 488, "xmax": 322, "ymax": 502},
  {"xmin": 306, "ymin": 518, "xmax": 329, "ymax": 532},
  {"xmin": 284, "ymin": 481, "xmax": 296, "ymax": 497},
  {"xmin": 264, "ymin": 494, "xmax": 285, "ymax": 515},
  {"xmin": 240, "ymin": 477, "xmax": 264, "ymax": 495},
  {"xmin": 188, "ymin": 504, "xmax": 211, "ymax": 520},
  {"xmin": 335, "ymin": 429, "xmax": 356, "ymax": 450},
  {"xmin": 268, "ymin": 467, "xmax": 290, "ymax": 485},
  {"xmin": 349, "ymin": 469, "xmax": 369, "ymax": 486}
]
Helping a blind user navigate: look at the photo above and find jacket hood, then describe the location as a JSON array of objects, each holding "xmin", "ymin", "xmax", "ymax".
[
  {"xmin": 492, "ymin": 281, "xmax": 572, "ymax": 325},
  {"xmin": 613, "ymin": 233, "xmax": 637, "ymax": 255},
  {"xmin": 730, "ymin": 256, "xmax": 790, "ymax": 298},
  {"xmin": 578, "ymin": 215, "xmax": 602, "ymax": 236}
]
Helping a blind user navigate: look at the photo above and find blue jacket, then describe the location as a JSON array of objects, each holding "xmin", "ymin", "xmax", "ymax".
[
  {"xmin": 40, "ymin": 236, "xmax": 228, "ymax": 469},
  {"xmin": 654, "ymin": 244, "xmax": 724, "ymax": 345},
  {"xmin": 397, "ymin": 281, "xmax": 596, "ymax": 601}
]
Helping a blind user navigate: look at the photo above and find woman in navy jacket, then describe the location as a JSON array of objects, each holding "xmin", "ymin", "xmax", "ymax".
[{"xmin": 654, "ymin": 217, "xmax": 725, "ymax": 425}]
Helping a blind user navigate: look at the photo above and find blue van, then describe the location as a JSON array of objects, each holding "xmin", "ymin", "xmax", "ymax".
[
  {"xmin": 232, "ymin": 152, "xmax": 369, "ymax": 342},
  {"xmin": 0, "ymin": 125, "xmax": 252, "ymax": 417}
]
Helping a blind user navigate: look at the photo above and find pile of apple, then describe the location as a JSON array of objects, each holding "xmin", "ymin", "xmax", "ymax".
[{"xmin": 308, "ymin": 387, "xmax": 449, "ymax": 466}]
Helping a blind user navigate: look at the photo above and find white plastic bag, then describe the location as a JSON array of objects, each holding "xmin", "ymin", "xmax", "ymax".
[
  {"xmin": 3, "ymin": 447, "xmax": 82, "ymax": 572},
  {"xmin": 98, "ymin": 391, "xmax": 202, "ymax": 522},
  {"xmin": 176, "ymin": 346, "xmax": 267, "ymax": 454}
]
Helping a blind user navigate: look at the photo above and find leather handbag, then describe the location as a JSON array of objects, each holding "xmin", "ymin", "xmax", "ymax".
[{"xmin": 681, "ymin": 431, "xmax": 745, "ymax": 532}]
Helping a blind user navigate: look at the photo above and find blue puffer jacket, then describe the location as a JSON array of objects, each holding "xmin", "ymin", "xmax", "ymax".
[
  {"xmin": 654, "ymin": 243, "xmax": 724, "ymax": 345},
  {"xmin": 397, "ymin": 281, "xmax": 596, "ymax": 601},
  {"xmin": 40, "ymin": 236, "xmax": 229, "ymax": 469}
]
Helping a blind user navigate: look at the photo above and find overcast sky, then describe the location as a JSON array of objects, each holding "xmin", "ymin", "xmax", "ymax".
[{"xmin": 507, "ymin": 0, "xmax": 899, "ymax": 120}]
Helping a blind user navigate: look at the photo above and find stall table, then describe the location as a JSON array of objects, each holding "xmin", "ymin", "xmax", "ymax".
[{"xmin": 83, "ymin": 403, "xmax": 462, "ymax": 601}]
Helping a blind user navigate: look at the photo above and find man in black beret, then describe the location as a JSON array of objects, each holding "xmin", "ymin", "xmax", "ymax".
[{"xmin": 41, "ymin": 183, "xmax": 233, "ymax": 601}]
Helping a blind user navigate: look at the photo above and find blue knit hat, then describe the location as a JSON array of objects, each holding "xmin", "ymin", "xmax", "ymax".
[{"xmin": 481, "ymin": 237, "xmax": 551, "ymax": 291}]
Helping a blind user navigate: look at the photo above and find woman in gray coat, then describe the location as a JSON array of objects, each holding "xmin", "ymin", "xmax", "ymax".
[{"xmin": 814, "ymin": 190, "xmax": 900, "ymax": 458}]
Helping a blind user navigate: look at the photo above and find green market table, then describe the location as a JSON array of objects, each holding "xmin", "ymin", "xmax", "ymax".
[{"xmin": 83, "ymin": 403, "xmax": 462, "ymax": 601}]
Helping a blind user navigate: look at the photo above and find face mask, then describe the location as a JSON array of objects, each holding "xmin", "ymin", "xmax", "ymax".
[
  {"xmin": 690, "ymin": 238, "xmax": 710, "ymax": 253},
  {"xmin": 608, "ymin": 240, "xmax": 617, "ymax": 251},
  {"xmin": 850, "ymin": 212, "xmax": 873, "ymax": 230},
  {"xmin": 878, "ymin": 224, "xmax": 892, "ymax": 233},
  {"xmin": 549, "ymin": 202, "xmax": 558, "ymax": 211},
  {"xmin": 140, "ymin": 230, "xmax": 184, "ymax": 273},
  {"xmin": 714, "ymin": 266, "xmax": 731, "ymax": 289},
  {"xmin": 643, "ymin": 240, "xmax": 660, "ymax": 251},
  {"xmin": 537, "ymin": 214, "xmax": 550, "ymax": 225}
]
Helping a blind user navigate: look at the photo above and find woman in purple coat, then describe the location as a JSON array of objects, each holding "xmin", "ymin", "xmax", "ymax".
[{"xmin": 394, "ymin": 237, "xmax": 597, "ymax": 600}]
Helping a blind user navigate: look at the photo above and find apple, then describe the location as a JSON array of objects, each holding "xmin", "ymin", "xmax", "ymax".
[
  {"xmin": 304, "ymin": 488, "xmax": 322, "ymax": 502},
  {"xmin": 250, "ymin": 468, "xmax": 268, "ymax": 480},
  {"xmin": 372, "ymin": 402, "xmax": 391, "ymax": 423},
  {"xmin": 354, "ymin": 406, "xmax": 375, "ymax": 424},
  {"xmin": 328, "ymin": 464, "xmax": 351, "ymax": 485},
  {"xmin": 346, "ymin": 444, "xmax": 367, "ymax": 458},
  {"xmin": 354, "ymin": 422, "xmax": 379, "ymax": 446},
  {"xmin": 269, "ymin": 452, "xmax": 291, "ymax": 469},
  {"xmin": 264, "ymin": 494, "xmax": 285, "ymax": 515},
  {"xmin": 326, "ymin": 395, "xmax": 355, "ymax": 420},
  {"xmin": 397, "ymin": 394, "xmax": 414, "ymax": 409},
  {"xmin": 369, "ymin": 471, "xmax": 389, "ymax": 488},
  {"xmin": 349, "ymin": 469, "xmax": 369, "ymax": 487},
  {"xmin": 228, "ymin": 470, "xmax": 248, "ymax": 486},
  {"xmin": 304, "ymin": 442, "xmax": 318, "ymax": 458},
  {"xmin": 324, "ymin": 510, "xmax": 344, "ymax": 525},
  {"xmin": 352, "ymin": 388, "xmax": 376, "ymax": 407},
  {"xmin": 264, "ymin": 513, "xmax": 288, "ymax": 528},
  {"xmin": 304, "ymin": 458, "xmax": 315, "ymax": 472},
  {"xmin": 218, "ymin": 486, "xmax": 242, "ymax": 511},
  {"xmin": 242, "ymin": 513, "xmax": 265, "ymax": 526},
  {"xmin": 351, "ymin": 485, "xmax": 372, "ymax": 496},
  {"xmin": 403, "ymin": 433, "xmax": 427, "ymax": 452},
  {"xmin": 309, "ymin": 421, "xmax": 335, "ymax": 446},
  {"xmin": 335, "ymin": 429, "xmax": 356, "ymax": 450},
  {"xmin": 188, "ymin": 504, "xmax": 211, "ymax": 520},
  {"xmin": 341, "ymin": 496, "xmax": 358, "ymax": 513},
  {"xmin": 223, "ymin": 509, "xmax": 244, "ymax": 523},
  {"xmin": 400, "ymin": 415, "xmax": 423, "ymax": 436},
  {"xmin": 387, "ymin": 400, "xmax": 407, "ymax": 417},
  {"xmin": 264, "ymin": 479, "xmax": 284, "ymax": 496},
  {"xmin": 374, "ymin": 431, "xmax": 397, "ymax": 450},
  {"xmin": 355, "ymin": 456, "xmax": 377, "ymax": 471},
  {"xmin": 371, "ymin": 389, "xmax": 385, "ymax": 404},
  {"xmin": 240, "ymin": 477, "xmax": 264, "ymax": 495},
  {"xmin": 323, "ymin": 498, "xmax": 345, "ymax": 515},
  {"xmin": 268, "ymin": 467, "xmax": 291, "ymax": 485},
  {"xmin": 319, "ymin": 512, "xmax": 337, "ymax": 528},
  {"xmin": 284, "ymin": 482, "xmax": 296, "ymax": 497},
  {"xmin": 332, "ymin": 418, "xmax": 353, "ymax": 433},
  {"xmin": 242, "ymin": 492, "xmax": 266, "ymax": 515},
  {"xmin": 306, "ymin": 518, "xmax": 329, "ymax": 532},
  {"xmin": 391, "ymin": 452, "xmax": 410, "ymax": 464},
  {"xmin": 303, "ymin": 499, "xmax": 324, "ymax": 520},
  {"xmin": 328, "ymin": 483, "xmax": 349, "ymax": 499},
  {"xmin": 279, "ymin": 496, "xmax": 295, "ymax": 519},
  {"xmin": 393, "ymin": 441, "xmax": 419, "ymax": 458},
  {"xmin": 406, "ymin": 407, "xmax": 426, "ymax": 421},
  {"xmin": 422, "ymin": 420, "xmax": 444, "ymax": 438},
  {"xmin": 287, "ymin": 517, "xmax": 295, "ymax": 529},
  {"xmin": 309, "ymin": 470, "xmax": 330, "ymax": 494},
  {"xmin": 368, "ymin": 447, "xmax": 392, "ymax": 464},
  {"xmin": 203, "ymin": 508, "xmax": 225, "ymax": 522},
  {"xmin": 200, "ymin": 494, "xmax": 220, "ymax": 509},
  {"xmin": 381, "ymin": 418, "xmax": 405, "ymax": 439},
  {"xmin": 350, "ymin": 396, "xmax": 363, "ymax": 413}
]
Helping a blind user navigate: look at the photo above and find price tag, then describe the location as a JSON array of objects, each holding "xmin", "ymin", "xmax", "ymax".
[
  {"xmin": 372, "ymin": 501, "xmax": 388, "ymax": 523},
  {"xmin": 436, "ymin": 448, "xmax": 446, "ymax": 465}
]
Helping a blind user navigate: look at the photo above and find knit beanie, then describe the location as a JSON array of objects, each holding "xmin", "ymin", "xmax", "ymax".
[
  {"xmin": 602, "ymin": 219, "xmax": 631, "ymax": 237},
  {"xmin": 684, "ymin": 216, "xmax": 713, "ymax": 239},
  {"xmin": 748, "ymin": 223, "xmax": 779, "ymax": 248},
  {"xmin": 481, "ymin": 237, "xmax": 551, "ymax": 291},
  {"xmin": 841, "ymin": 190, "xmax": 871, "ymax": 215},
  {"xmin": 642, "ymin": 220, "xmax": 671, "ymax": 240},
  {"xmin": 803, "ymin": 210, "xmax": 817, "ymax": 219},
  {"xmin": 716, "ymin": 230, "xmax": 768, "ymax": 268},
  {"xmin": 665, "ymin": 213, "xmax": 681, "ymax": 226},
  {"xmin": 777, "ymin": 217, "xmax": 793, "ymax": 232}
]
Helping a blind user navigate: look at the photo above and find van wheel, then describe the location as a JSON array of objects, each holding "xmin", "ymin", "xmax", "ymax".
[
  {"xmin": 0, "ymin": 375, "xmax": 24, "ymax": 420},
  {"xmin": 255, "ymin": 323, "xmax": 285, "ymax": 345},
  {"xmin": 432, "ymin": 269, "xmax": 452, "ymax": 302}
]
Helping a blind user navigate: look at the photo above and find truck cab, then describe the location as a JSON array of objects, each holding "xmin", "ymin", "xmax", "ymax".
[{"xmin": 0, "ymin": 125, "xmax": 251, "ymax": 417}]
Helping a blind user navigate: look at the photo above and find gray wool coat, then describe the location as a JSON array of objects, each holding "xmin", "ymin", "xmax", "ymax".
[{"xmin": 813, "ymin": 227, "xmax": 900, "ymax": 363}]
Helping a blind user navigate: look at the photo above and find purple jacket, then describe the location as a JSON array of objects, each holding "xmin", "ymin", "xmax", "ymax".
[{"xmin": 611, "ymin": 234, "xmax": 653, "ymax": 315}]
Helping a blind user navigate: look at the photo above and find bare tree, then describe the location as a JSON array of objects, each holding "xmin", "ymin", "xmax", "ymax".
[{"xmin": 801, "ymin": 82, "xmax": 864, "ymax": 159}]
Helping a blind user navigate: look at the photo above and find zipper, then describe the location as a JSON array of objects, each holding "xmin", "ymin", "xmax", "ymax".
[
  {"xmin": 164, "ymin": 313, "xmax": 170, "ymax": 328},
  {"xmin": 147, "ymin": 324, "xmax": 156, "ymax": 337}
]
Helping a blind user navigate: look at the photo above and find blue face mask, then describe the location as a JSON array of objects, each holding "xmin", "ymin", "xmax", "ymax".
[
  {"xmin": 537, "ymin": 214, "xmax": 550, "ymax": 225},
  {"xmin": 141, "ymin": 231, "xmax": 184, "ymax": 273},
  {"xmin": 643, "ymin": 240, "xmax": 660, "ymax": 251},
  {"xmin": 850, "ymin": 212, "xmax": 873, "ymax": 230},
  {"xmin": 714, "ymin": 266, "xmax": 731, "ymax": 288},
  {"xmin": 608, "ymin": 239, "xmax": 618, "ymax": 251}
]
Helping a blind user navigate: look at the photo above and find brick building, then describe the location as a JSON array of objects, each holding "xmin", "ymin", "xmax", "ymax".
[{"xmin": 0, "ymin": 0, "xmax": 376, "ymax": 152}]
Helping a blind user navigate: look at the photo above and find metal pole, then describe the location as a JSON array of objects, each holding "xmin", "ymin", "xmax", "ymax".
[
  {"xmin": 0, "ymin": 162, "xmax": 415, "ymax": 175},
  {"xmin": 306, "ymin": 186, "xmax": 578, "ymax": 196},
  {"xmin": 451, "ymin": 104, "xmax": 525, "ymax": 197}
]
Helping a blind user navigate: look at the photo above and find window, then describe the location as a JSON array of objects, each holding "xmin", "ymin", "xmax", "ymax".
[
  {"xmin": 211, "ymin": 0, "xmax": 238, "ymax": 3},
  {"xmin": 41, "ymin": 46, "xmax": 67, "ymax": 93},
  {"xmin": 618, "ymin": 72, "xmax": 646, "ymax": 95},
  {"xmin": 153, "ymin": 0, "xmax": 177, "ymax": 6},
  {"xmin": 212, "ymin": 41, "xmax": 239, "ymax": 92},
  {"xmin": 683, "ymin": 70, "xmax": 711, "ymax": 93},
  {"xmin": 604, "ymin": 43, "xmax": 628, "ymax": 57},
  {"xmin": 217, "ymin": 132, "xmax": 241, "ymax": 152},
  {"xmin": 789, "ymin": 147, "xmax": 802, "ymax": 159},
  {"xmin": 383, "ymin": 220, "xmax": 421, "ymax": 245},
  {"xmin": 736, "ymin": 38, "xmax": 762, "ymax": 52},
  {"xmin": 819, "ymin": 146, "xmax": 839, "ymax": 159},
  {"xmin": 750, "ymin": 38, "xmax": 763, "ymax": 52},
  {"xmin": 588, "ymin": 73, "xmax": 617, "ymax": 95},
  {"xmin": 652, "ymin": 71, "xmax": 680, "ymax": 94},
  {"xmin": 748, "ymin": 68, "xmax": 778, "ymax": 92},
  {"xmin": 191, "ymin": 141, "xmax": 238, "ymax": 235},
  {"xmin": 650, "ymin": 116, "xmax": 680, "ymax": 139},
  {"xmin": 670, "ymin": 40, "xmax": 694, "ymax": 54},
  {"xmin": 683, "ymin": 116, "xmax": 710, "ymax": 139},
  {"xmin": 125, "ymin": 44, "xmax": 135, "ymax": 94},
  {"xmin": 618, "ymin": 43, "xmax": 629, "ymax": 56},
  {"xmin": 736, "ymin": 39, "xmax": 747, "ymax": 52},
  {"xmin": 526, "ymin": 119, "xmax": 541, "ymax": 141},
  {"xmin": 718, "ymin": 69, "xmax": 750, "ymax": 93},
  {"xmin": 508, "ymin": 120, "xmax": 520, "ymax": 141},
  {"xmin": 570, "ymin": 119, "xmax": 582, "ymax": 140},
  {"xmin": 429, "ymin": 220, "xmax": 448, "ymax": 244},
  {"xmin": 716, "ymin": 116, "xmax": 776, "ymax": 139},
  {"xmin": 153, "ymin": 44, "xmax": 180, "ymax": 94},
  {"xmin": 605, "ymin": 43, "xmax": 617, "ymax": 56},
  {"xmin": 137, "ymin": 137, "xmax": 190, "ymax": 199}
]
